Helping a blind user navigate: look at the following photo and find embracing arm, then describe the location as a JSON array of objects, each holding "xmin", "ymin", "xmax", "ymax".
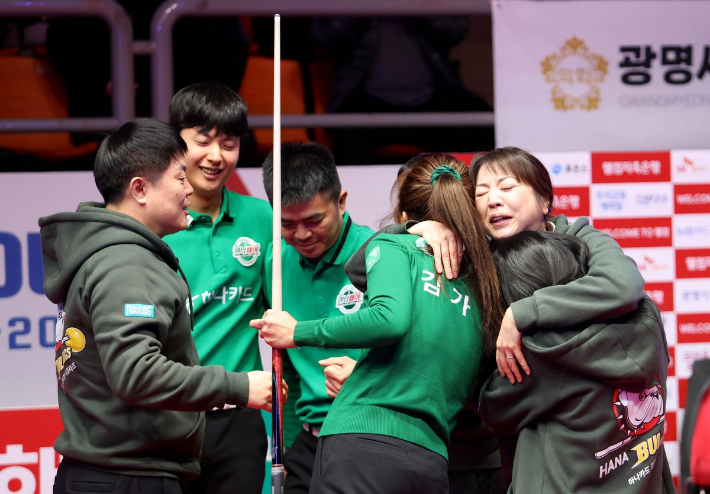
[
  {"xmin": 296, "ymin": 237, "xmax": 412, "ymax": 349},
  {"xmin": 345, "ymin": 223, "xmax": 411, "ymax": 292},
  {"xmin": 511, "ymin": 218, "xmax": 645, "ymax": 332}
]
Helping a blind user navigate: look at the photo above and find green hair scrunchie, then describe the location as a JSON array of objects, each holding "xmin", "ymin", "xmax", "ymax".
[{"xmin": 430, "ymin": 165, "xmax": 462, "ymax": 186}]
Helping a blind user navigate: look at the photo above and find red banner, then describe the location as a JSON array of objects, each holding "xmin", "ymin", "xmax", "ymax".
[
  {"xmin": 593, "ymin": 217, "xmax": 673, "ymax": 248},
  {"xmin": 644, "ymin": 282, "xmax": 674, "ymax": 312},
  {"xmin": 592, "ymin": 152, "xmax": 671, "ymax": 183},
  {"xmin": 674, "ymin": 184, "xmax": 710, "ymax": 214}
]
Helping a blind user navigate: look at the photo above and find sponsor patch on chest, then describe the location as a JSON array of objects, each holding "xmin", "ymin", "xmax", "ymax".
[
  {"xmin": 233, "ymin": 237, "xmax": 261, "ymax": 266},
  {"xmin": 335, "ymin": 284, "xmax": 364, "ymax": 314}
]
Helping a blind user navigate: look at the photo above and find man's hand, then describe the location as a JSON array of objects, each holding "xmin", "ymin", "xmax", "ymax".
[
  {"xmin": 407, "ymin": 220, "xmax": 463, "ymax": 279},
  {"xmin": 246, "ymin": 371, "xmax": 288, "ymax": 413},
  {"xmin": 250, "ymin": 310, "xmax": 298, "ymax": 349},
  {"xmin": 495, "ymin": 308, "xmax": 530, "ymax": 384},
  {"xmin": 319, "ymin": 356, "xmax": 356, "ymax": 398}
]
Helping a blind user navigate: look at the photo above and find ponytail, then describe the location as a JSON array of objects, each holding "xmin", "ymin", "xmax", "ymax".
[{"xmin": 396, "ymin": 154, "xmax": 504, "ymax": 353}]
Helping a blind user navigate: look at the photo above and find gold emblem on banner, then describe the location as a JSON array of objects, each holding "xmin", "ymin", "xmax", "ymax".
[{"xmin": 541, "ymin": 37, "xmax": 608, "ymax": 111}]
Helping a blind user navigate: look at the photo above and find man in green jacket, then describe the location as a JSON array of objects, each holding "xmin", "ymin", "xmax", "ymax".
[
  {"xmin": 261, "ymin": 142, "xmax": 374, "ymax": 493},
  {"xmin": 40, "ymin": 119, "xmax": 276, "ymax": 494},
  {"xmin": 164, "ymin": 83, "xmax": 274, "ymax": 494}
]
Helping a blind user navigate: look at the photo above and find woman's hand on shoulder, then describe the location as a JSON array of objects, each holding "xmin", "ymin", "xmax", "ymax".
[
  {"xmin": 496, "ymin": 308, "xmax": 531, "ymax": 384},
  {"xmin": 407, "ymin": 220, "xmax": 463, "ymax": 279}
]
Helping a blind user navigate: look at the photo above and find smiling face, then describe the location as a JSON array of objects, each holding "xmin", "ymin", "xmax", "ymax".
[
  {"xmin": 281, "ymin": 191, "xmax": 347, "ymax": 262},
  {"xmin": 475, "ymin": 165, "xmax": 548, "ymax": 239},
  {"xmin": 179, "ymin": 127, "xmax": 240, "ymax": 200},
  {"xmin": 144, "ymin": 157, "xmax": 193, "ymax": 237}
]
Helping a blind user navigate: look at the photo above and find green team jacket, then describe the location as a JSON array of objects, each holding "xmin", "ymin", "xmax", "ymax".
[
  {"xmin": 263, "ymin": 212, "xmax": 373, "ymax": 439},
  {"xmin": 294, "ymin": 234, "xmax": 485, "ymax": 459},
  {"xmin": 39, "ymin": 203, "xmax": 249, "ymax": 484},
  {"xmin": 165, "ymin": 188, "xmax": 272, "ymax": 372}
]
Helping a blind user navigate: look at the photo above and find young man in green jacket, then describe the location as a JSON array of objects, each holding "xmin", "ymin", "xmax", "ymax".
[
  {"xmin": 164, "ymin": 83, "xmax": 273, "ymax": 494},
  {"xmin": 261, "ymin": 142, "xmax": 374, "ymax": 493},
  {"xmin": 40, "ymin": 119, "xmax": 276, "ymax": 494}
]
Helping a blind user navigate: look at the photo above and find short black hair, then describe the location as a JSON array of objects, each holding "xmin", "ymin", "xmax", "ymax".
[
  {"xmin": 169, "ymin": 82, "xmax": 248, "ymax": 138},
  {"xmin": 262, "ymin": 142, "xmax": 341, "ymax": 207},
  {"xmin": 94, "ymin": 119, "xmax": 187, "ymax": 205},
  {"xmin": 489, "ymin": 230, "xmax": 589, "ymax": 307}
]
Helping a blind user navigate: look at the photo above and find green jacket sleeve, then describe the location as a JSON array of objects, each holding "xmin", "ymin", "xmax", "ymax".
[
  {"xmin": 87, "ymin": 249, "xmax": 249, "ymax": 410},
  {"xmin": 344, "ymin": 223, "xmax": 413, "ymax": 293},
  {"xmin": 296, "ymin": 236, "xmax": 412, "ymax": 348},
  {"xmin": 510, "ymin": 216, "xmax": 645, "ymax": 332}
]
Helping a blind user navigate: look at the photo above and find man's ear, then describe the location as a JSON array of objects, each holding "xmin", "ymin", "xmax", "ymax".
[
  {"xmin": 338, "ymin": 190, "xmax": 348, "ymax": 216},
  {"xmin": 128, "ymin": 176, "xmax": 149, "ymax": 205}
]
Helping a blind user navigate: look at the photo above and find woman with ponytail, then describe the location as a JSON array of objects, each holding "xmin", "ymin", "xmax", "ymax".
[{"xmin": 252, "ymin": 154, "xmax": 503, "ymax": 494}]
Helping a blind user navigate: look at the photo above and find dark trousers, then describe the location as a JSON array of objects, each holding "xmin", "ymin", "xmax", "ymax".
[
  {"xmin": 54, "ymin": 460, "xmax": 183, "ymax": 494},
  {"xmin": 308, "ymin": 433, "xmax": 449, "ymax": 494},
  {"xmin": 448, "ymin": 468, "xmax": 505, "ymax": 494},
  {"xmin": 188, "ymin": 407, "xmax": 267, "ymax": 494},
  {"xmin": 284, "ymin": 428, "xmax": 319, "ymax": 494}
]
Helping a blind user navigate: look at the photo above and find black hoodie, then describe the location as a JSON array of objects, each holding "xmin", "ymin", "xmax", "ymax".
[
  {"xmin": 477, "ymin": 298, "xmax": 672, "ymax": 493},
  {"xmin": 40, "ymin": 202, "xmax": 249, "ymax": 484}
]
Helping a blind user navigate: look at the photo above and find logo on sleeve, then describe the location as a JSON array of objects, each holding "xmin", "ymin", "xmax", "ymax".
[
  {"xmin": 335, "ymin": 284, "xmax": 364, "ymax": 314},
  {"xmin": 233, "ymin": 237, "xmax": 261, "ymax": 267},
  {"xmin": 366, "ymin": 246, "xmax": 381, "ymax": 273},
  {"xmin": 124, "ymin": 304, "xmax": 155, "ymax": 318}
]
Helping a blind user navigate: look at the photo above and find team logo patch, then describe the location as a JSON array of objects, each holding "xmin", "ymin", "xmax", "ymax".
[
  {"xmin": 124, "ymin": 304, "xmax": 155, "ymax": 318},
  {"xmin": 415, "ymin": 237, "xmax": 433, "ymax": 256},
  {"xmin": 595, "ymin": 378, "xmax": 664, "ymax": 460},
  {"xmin": 233, "ymin": 237, "xmax": 261, "ymax": 267},
  {"xmin": 335, "ymin": 284, "xmax": 364, "ymax": 314}
]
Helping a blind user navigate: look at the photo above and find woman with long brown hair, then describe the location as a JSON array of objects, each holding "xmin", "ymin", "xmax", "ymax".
[{"xmin": 252, "ymin": 154, "xmax": 502, "ymax": 494}]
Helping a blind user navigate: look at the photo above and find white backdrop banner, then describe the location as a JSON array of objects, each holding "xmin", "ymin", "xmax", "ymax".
[{"xmin": 493, "ymin": 0, "xmax": 710, "ymax": 152}]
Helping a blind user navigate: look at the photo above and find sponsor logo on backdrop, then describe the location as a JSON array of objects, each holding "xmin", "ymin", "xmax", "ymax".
[
  {"xmin": 675, "ymin": 279, "xmax": 710, "ymax": 314},
  {"xmin": 671, "ymin": 151, "xmax": 710, "ymax": 183},
  {"xmin": 674, "ymin": 184, "xmax": 710, "ymax": 214},
  {"xmin": 595, "ymin": 218, "xmax": 672, "ymax": 248},
  {"xmin": 541, "ymin": 36, "xmax": 608, "ymax": 111},
  {"xmin": 676, "ymin": 344, "xmax": 710, "ymax": 379},
  {"xmin": 677, "ymin": 314, "xmax": 710, "ymax": 344},
  {"xmin": 676, "ymin": 249, "xmax": 710, "ymax": 278},
  {"xmin": 618, "ymin": 44, "xmax": 710, "ymax": 86},
  {"xmin": 535, "ymin": 152, "xmax": 592, "ymax": 187},
  {"xmin": 552, "ymin": 187, "xmax": 590, "ymax": 216},
  {"xmin": 634, "ymin": 253, "xmax": 673, "ymax": 281},
  {"xmin": 592, "ymin": 152, "xmax": 671, "ymax": 183},
  {"xmin": 645, "ymin": 282, "xmax": 674, "ymax": 312},
  {"xmin": 673, "ymin": 214, "xmax": 710, "ymax": 248},
  {"xmin": 335, "ymin": 285, "xmax": 364, "ymax": 315},
  {"xmin": 592, "ymin": 184, "xmax": 673, "ymax": 218}
]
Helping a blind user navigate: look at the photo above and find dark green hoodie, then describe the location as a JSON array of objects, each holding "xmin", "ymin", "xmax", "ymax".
[
  {"xmin": 478, "ymin": 298, "xmax": 670, "ymax": 493},
  {"xmin": 40, "ymin": 202, "xmax": 249, "ymax": 484}
]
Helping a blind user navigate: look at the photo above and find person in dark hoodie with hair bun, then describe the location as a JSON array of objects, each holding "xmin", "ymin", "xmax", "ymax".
[{"xmin": 477, "ymin": 230, "xmax": 674, "ymax": 494}]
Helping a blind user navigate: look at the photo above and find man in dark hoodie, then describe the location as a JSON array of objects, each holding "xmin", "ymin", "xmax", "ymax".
[
  {"xmin": 478, "ymin": 230, "xmax": 674, "ymax": 494},
  {"xmin": 39, "ymin": 119, "xmax": 283, "ymax": 494}
]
